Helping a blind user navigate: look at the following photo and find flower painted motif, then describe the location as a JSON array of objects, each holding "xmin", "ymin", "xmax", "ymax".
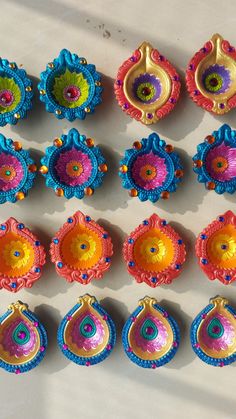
[
  {"xmin": 193, "ymin": 124, "xmax": 236, "ymax": 194},
  {"xmin": 0, "ymin": 134, "xmax": 37, "ymax": 204},
  {"xmin": 115, "ymin": 41, "xmax": 181, "ymax": 124},
  {"xmin": 58, "ymin": 294, "xmax": 116, "ymax": 366},
  {"xmin": 191, "ymin": 297, "xmax": 236, "ymax": 367},
  {"xmin": 196, "ymin": 211, "xmax": 236, "ymax": 285},
  {"xmin": 122, "ymin": 297, "xmax": 180, "ymax": 368},
  {"xmin": 0, "ymin": 57, "xmax": 33, "ymax": 126},
  {"xmin": 0, "ymin": 218, "xmax": 46, "ymax": 292},
  {"xmin": 186, "ymin": 33, "xmax": 236, "ymax": 114},
  {"xmin": 119, "ymin": 133, "xmax": 183, "ymax": 202},
  {"xmin": 0, "ymin": 301, "xmax": 47, "ymax": 373},
  {"xmin": 123, "ymin": 214, "xmax": 186, "ymax": 287},
  {"xmin": 50, "ymin": 211, "xmax": 113, "ymax": 285},
  {"xmin": 38, "ymin": 49, "xmax": 102, "ymax": 121},
  {"xmin": 40, "ymin": 128, "xmax": 107, "ymax": 199}
]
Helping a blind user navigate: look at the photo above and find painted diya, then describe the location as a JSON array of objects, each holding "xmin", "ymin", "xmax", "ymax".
[
  {"xmin": 50, "ymin": 211, "xmax": 113, "ymax": 285},
  {"xmin": 40, "ymin": 128, "xmax": 107, "ymax": 199},
  {"xmin": 0, "ymin": 217, "xmax": 46, "ymax": 292},
  {"xmin": 114, "ymin": 41, "xmax": 181, "ymax": 124},
  {"xmin": 0, "ymin": 301, "xmax": 47, "ymax": 373},
  {"xmin": 186, "ymin": 34, "xmax": 236, "ymax": 114},
  {"xmin": 0, "ymin": 57, "xmax": 33, "ymax": 126},
  {"xmin": 123, "ymin": 214, "xmax": 186, "ymax": 287},
  {"xmin": 119, "ymin": 132, "xmax": 183, "ymax": 202},
  {"xmin": 38, "ymin": 49, "xmax": 102, "ymax": 121},
  {"xmin": 191, "ymin": 297, "xmax": 236, "ymax": 367},
  {"xmin": 0, "ymin": 134, "xmax": 37, "ymax": 204},
  {"xmin": 122, "ymin": 297, "xmax": 180, "ymax": 368},
  {"xmin": 193, "ymin": 124, "xmax": 236, "ymax": 194},
  {"xmin": 196, "ymin": 211, "xmax": 236, "ymax": 285},
  {"xmin": 58, "ymin": 294, "xmax": 116, "ymax": 366}
]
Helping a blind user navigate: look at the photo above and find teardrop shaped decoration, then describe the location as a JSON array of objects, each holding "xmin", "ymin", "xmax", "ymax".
[
  {"xmin": 122, "ymin": 297, "xmax": 180, "ymax": 368},
  {"xmin": 40, "ymin": 128, "xmax": 107, "ymax": 199},
  {"xmin": 186, "ymin": 34, "xmax": 236, "ymax": 114},
  {"xmin": 119, "ymin": 133, "xmax": 183, "ymax": 202},
  {"xmin": 57, "ymin": 294, "xmax": 116, "ymax": 366},
  {"xmin": 123, "ymin": 214, "xmax": 186, "ymax": 287},
  {"xmin": 196, "ymin": 210, "xmax": 236, "ymax": 285},
  {"xmin": 0, "ymin": 217, "xmax": 46, "ymax": 292},
  {"xmin": 50, "ymin": 211, "xmax": 113, "ymax": 284},
  {"xmin": 0, "ymin": 301, "xmax": 47, "ymax": 373},
  {"xmin": 191, "ymin": 297, "xmax": 236, "ymax": 366},
  {"xmin": 193, "ymin": 124, "xmax": 236, "ymax": 194},
  {"xmin": 114, "ymin": 41, "xmax": 181, "ymax": 124}
]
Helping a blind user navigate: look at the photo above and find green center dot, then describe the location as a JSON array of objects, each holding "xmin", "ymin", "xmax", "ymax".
[
  {"xmin": 146, "ymin": 169, "xmax": 152, "ymax": 175},
  {"xmin": 73, "ymin": 165, "xmax": 79, "ymax": 171},
  {"xmin": 217, "ymin": 162, "xmax": 223, "ymax": 168},
  {"xmin": 5, "ymin": 170, "xmax": 11, "ymax": 176}
]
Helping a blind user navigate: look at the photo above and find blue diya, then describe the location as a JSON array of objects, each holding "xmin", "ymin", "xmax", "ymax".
[
  {"xmin": 193, "ymin": 124, "xmax": 236, "ymax": 194},
  {"xmin": 0, "ymin": 134, "xmax": 37, "ymax": 203},
  {"xmin": 38, "ymin": 49, "xmax": 102, "ymax": 121},
  {"xmin": 0, "ymin": 57, "xmax": 33, "ymax": 126},
  {"xmin": 40, "ymin": 128, "xmax": 107, "ymax": 199},
  {"xmin": 119, "ymin": 132, "xmax": 183, "ymax": 202}
]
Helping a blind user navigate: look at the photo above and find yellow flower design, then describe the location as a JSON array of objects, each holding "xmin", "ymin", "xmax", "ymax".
[
  {"xmin": 139, "ymin": 237, "xmax": 166, "ymax": 263},
  {"xmin": 210, "ymin": 234, "xmax": 236, "ymax": 261},
  {"xmin": 3, "ymin": 240, "xmax": 31, "ymax": 269},
  {"xmin": 52, "ymin": 68, "xmax": 89, "ymax": 108},
  {"xmin": 0, "ymin": 77, "xmax": 21, "ymax": 113},
  {"xmin": 70, "ymin": 233, "xmax": 96, "ymax": 261}
]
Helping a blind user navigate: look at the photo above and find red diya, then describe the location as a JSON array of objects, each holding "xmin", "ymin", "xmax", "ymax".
[
  {"xmin": 196, "ymin": 211, "xmax": 236, "ymax": 285},
  {"xmin": 0, "ymin": 218, "xmax": 46, "ymax": 292},
  {"xmin": 50, "ymin": 211, "xmax": 113, "ymax": 285},
  {"xmin": 123, "ymin": 214, "xmax": 186, "ymax": 287}
]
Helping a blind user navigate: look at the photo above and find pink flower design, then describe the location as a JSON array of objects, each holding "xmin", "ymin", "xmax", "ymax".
[
  {"xmin": 0, "ymin": 154, "xmax": 23, "ymax": 191},
  {"xmin": 200, "ymin": 313, "xmax": 235, "ymax": 351},
  {"xmin": 71, "ymin": 312, "xmax": 104, "ymax": 351},
  {"xmin": 55, "ymin": 148, "xmax": 93, "ymax": 186},
  {"xmin": 131, "ymin": 152, "xmax": 167, "ymax": 190},
  {"xmin": 2, "ymin": 318, "xmax": 36, "ymax": 357},
  {"xmin": 134, "ymin": 315, "xmax": 168, "ymax": 353},
  {"xmin": 206, "ymin": 143, "xmax": 236, "ymax": 181}
]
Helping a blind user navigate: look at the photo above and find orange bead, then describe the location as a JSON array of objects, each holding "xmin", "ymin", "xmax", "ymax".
[
  {"xmin": 129, "ymin": 188, "xmax": 138, "ymax": 197},
  {"xmin": 84, "ymin": 187, "xmax": 94, "ymax": 196},
  {"xmin": 13, "ymin": 141, "xmax": 22, "ymax": 151},
  {"xmin": 86, "ymin": 138, "xmax": 94, "ymax": 147},
  {"xmin": 55, "ymin": 188, "xmax": 64, "ymax": 197},
  {"xmin": 133, "ymin": 141, "xmax": 142, "ymax": 150},
  {"xmin": 193, "ymin": 159, "xmax": 203, "ymax": 168},
  {"xmin": 120, "ymin": 165, "xmax": 128, "ymax": 173},
  {"xmin": 39, "ymin": 165, "xmax": 48, "ymax": 174},
  {"xmin": 161, "ymin": 191, "xmax": 170, "ymax": 199},
  {"xmin": 54, "ymin": 138, "xmax": 63, "ymax": 147},
  {"xmin": 99, "ymin": 164, "xmax": 108, "ymax": 172},
  {"xmin": 207, "ymin": 181, "xmax": 216, "ymax": 190},
  {"xmin": 175, "ymin": 169, "xmax": 184, "ymax": 178},
  {"xmin": 205, "ymin": 135, "xmax": 215, "ymax": 144},
  {"xmin": 28, "ymin": 164, "xmax": 37, "ymax": 173},
  {"xmin": 16, "ymin": 191, "xmax": 25, "ymax": 201},
  {"xmin": 165, "ymin": 144, "xmax": 174, "ymax": 153}
]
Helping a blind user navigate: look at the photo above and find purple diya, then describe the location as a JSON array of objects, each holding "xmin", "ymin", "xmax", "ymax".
[
  {"xmin": 122, "ymin": 297, "xmax": 180, "ymax": 368},
  {"xmin": 0, "ymin": 301, "xmax": 47, "ymax": 373},
  {"xmin": 191, "ymin": 297, "xmax": 236, "ymax": 367},
  {"xmin": 57, "ymin": 294, "xmax": 116, "ymax": 366}
]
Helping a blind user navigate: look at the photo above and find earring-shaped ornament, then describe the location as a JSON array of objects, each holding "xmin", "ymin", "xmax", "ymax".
[
  {"xmin": 0, "ymin": 301, "xmax": 47, "ymax": 373},
  {"xmin": 58, "ymin": 294, "xmax": 116, "ymax": 366},
  {"xmin": 40, "ymin": 128, "xmax": 107, "ymax": 199},
  {"xmin": 115, "ymin": 41, "xmax": 181, "ymax": 124},
  {"xmin": 186, "ymin": 33, "xmax": 236, "ymax": 114},
  {"xmin": 191, "ymin": 296, "xmax": 236, "ymax": 367},
  {"xmin": 122, "ymin": 297, "xmax": 180, "ymax": 368},
  {"xmin": 50, "ymin": 211, "xmax": 113, "ymax": 284},
  {"xmin": 38, "ymin": 49, "xmax": 102, "ymax": 121},
  {"xmin": 0, "ymin": 57, "xmax": 33, "ymax": 126}
]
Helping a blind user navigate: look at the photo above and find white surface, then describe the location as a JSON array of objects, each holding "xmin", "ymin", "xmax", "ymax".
[{"xmin": 0, "ymin": 1, "xmax": 236, "ymax": 418}]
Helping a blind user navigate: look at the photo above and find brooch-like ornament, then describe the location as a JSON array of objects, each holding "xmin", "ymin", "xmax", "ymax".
[
  {"xmin": 123, "ymin": 214, "xmax": 186, "ymax": 287},
  {"xmin": 196, "ymin": 210, "xmax": 236, "ymax": 285},
  {"xmin": 122, "ymin": 297, "xmax": 180, "ymax": 368},
  {"xmin": 119, "ymin": 132, "xmax": 183, "ymax": 202},
  {"xmin": 0, "ymin": 218, "xmax": 46, "ymax": 292},
  {"xmin": 193, "ymin": 124, "xmax": 236, "ymax": 194},
  {"xmin": 0, "ymin": 134, "xmax": 37, "ymax": 204},
  {"xmin": 191, "ymin": 296, "xmax": 236, "ymax": 367},
  {"xmin": 0, "ymin": 57, "xmax": 33, "ymax": 126},
  {"xmin": 38, "ymin": 49, "xmax": 102, "ymax": 121},
  {"xmin": 58, "ymin": 294, "xmax": 116, "ymax": 366},
  {"xmin": 114, "ymin": 41, "xmax": 181, "ymax": 124},
  {"xmin": 0, "ymin": 301, "xmax": 47, "ymax": 373},
  {"xmin": 186, "ymin": 34, "xmax": 236, "ymax": 114},
  {"xmin": 50, "ymin": 211, "xmax": 113, "ymax": 284},
  {"xmin": 40, "ymin": 128, "xmax": 107, "ymax": 199}
]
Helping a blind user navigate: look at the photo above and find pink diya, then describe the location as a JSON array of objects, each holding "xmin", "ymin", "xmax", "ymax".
[
  {"xmin": 50, "ymin": 211, "xmax": 113, "ymax": 284},
  {"xmin": 0, "ymin": 218, "xmax": 46, "ymax": 292},
  {"xmin": 186, "ymin": 34, "xmax": 236, "ymax": 114},
  {"xmin": 196, "ymin": 210, "xmax": 236, "ymax": 285},
  {"xmin": 123, "ymin": 214, "xmax": 186, "ymax": 287},
  {"xmin": 114, "ymin": 41, "xmax": 181, "ymax": 124}
]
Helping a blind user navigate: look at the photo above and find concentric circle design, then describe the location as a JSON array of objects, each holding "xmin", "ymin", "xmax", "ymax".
[
  {"xmin": 205, "ymin": 143, "xmax": 236, "ymax": 182},
  {"xmin": 131, "ymin": 152, "xmax": 167, "ymax": 190},
  {"xmin": 2, "ymin": 319, "xmax": 36, "ymax": 357},
  {"xmin": 133, "ymin": 73, "xmax": 161, "ymax": 104},
  {"xmin": 202, "ymin": 64, "xmax": 231, "ymax": 94},
  {"xmin": 0, "ymin": 77, "xmax": 21, "ymax": 114},
  {"xmin": 0, "ymin": 154, "xmax": 23, "ymax": 192},
  {"xmin": 53, "ymin": 69, "xmax": 89, "ymax": 108},
  {"xmin": 207, "ymin": 227, "xmax": 236, "ymax": 269},
  {"xmin": 71, "ymin": 312, "xmax": 104, "ymax": 351},
  {"xmin": 55, "ymin": 148, "xmax": 93, "ymax": 187},
  {"xmin": 0, "ymin": 233, "xmax": 34, "ymax": 278}
]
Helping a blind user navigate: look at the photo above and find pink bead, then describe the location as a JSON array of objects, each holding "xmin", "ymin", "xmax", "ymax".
[
  {"xmin": 62, "ymin": 344, "xmax": 68, "ymax": 350},
  {"xmin": 194, "ymin": 343, "xmax": 200, "ymax": 348},
  {"xmin": 131, "ymin": 316, "xmax": 136, "ymax": 322},
  {"xmin": 33, "ymin": 321, "xmax": 39, "ymax": 327},
  {"xmin": 201, "ymin": 314, "xmax": 207, "ymax": 319},
  {"xmin": 15, "ymin": 368, "xmax": 21, "ymax": 375},
  {"xmin": 40, "ymin": 346, "xmax": 45, "ymax": 352},
  {"xmin": 106, "ymin": 344, "xmax": 112, "ymax": 350},
  {"xmin": 103, "ymin": 315, "xmax": 108, "ymax": 321},
  {"xmin": 163, "ymin": 311, "xmax": 169, "ymax": 318},
  {"xmin": 173, "ymin": 341, "xmax": 178, "ymax": 348},
  {"xmin": 85, "ymin": 361, "xmax": 91, "ymax": 367},
  {"xmin": 219, "ymin": 362, "xmax": 225, "ymax": 367},
  {"xmin": 67, "ymin": 315, "xmax": 72, "ymax": 321},
  {"xmin": 151, "ymin": 363, "xmax": 157, "ymax": 369},
  {"xmin": 127, "ymin": 346, "xmax": 132, "ymax": 352}
]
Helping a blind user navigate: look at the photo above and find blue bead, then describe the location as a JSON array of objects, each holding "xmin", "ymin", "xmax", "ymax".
[
  {"xmin": 82, "ymin": 274, "xmax": 88, "ymax": 279},
  {"xmin": 218, "ymin": 216, "xmax": 224, "ymax": 222},
  {"xmin": 225, "ymin": 275, "xmax": 231, "ymax": 281},
  {"xmin": 178, "ymin": 239, "xmax": 183, "ymax": 244},
  {"xmin": 150, "ymin": 247, "xmax": 156, "ymax": 253},
  {"xmin": 175, "ymin": 264, "xmax": 181, "ymax": 270},
  {"xmin": 53, "ymin": 238, "xmax": 59, "ymax": 244},
  {"xmin": 35, "ymin": 267, "xmax": 41, "ymax": 273},
  {"xmin": 143, "ymin": 220, "xmax": 149, "ymax": 225},
  {"xmin": 162, "ymin": 220, "xmax": 167, "ymax": 226},
  {"xmin": 151, "ymin": 277, "xmax": 157, "ymax": 283},
  {"xmin": 14, "ymin": 251, "xmax": 20, "ymax": 257},
  {"xmin": 0, "ymin": 225, "xmax": 6, "ymax": 230},
  {"xmin": 105, "ymin": 257, "xmax": 111, "ymax": 263},
  {"xmin": 128, "ymin": 261, "xmax": 135, "ymax": 267},
  {"xmin": 200, "ymin": 234, "xmax": 207, "ymax": 240},
  {"xmin": 128, "ymin": 238, "xmax": 134, "ymax": 244},
  {"xmin": 85, "ymin": 216, "xmax": 91, "ymax": 222},
  {"xmin": 57, "ymin": 262, "xmax": 63, "ymax": 268},
  {"xmin": 201, "ymin": 258, "xmax": 208, "ymax": 265},
  {"xmin": 35, "ymin": 241, "xmax": 40, "ymax": 246},
  {"xmin": 17, "ymin": 223, "xmax": 24, "ymax": 229},
  {"xmin": 80, "ymin": 244, "xmax": 87, "ymax": 249},
  {"xmin": 11, "ymin": 283, "xmax": 17, "ymax": 288},
  {"xmin": 103, "ymin": 234, "xmax": 108, "ymax": 239},
  {"xmin": 67, "ymin": 218, "xmax": 73, "ymax": 223}
]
